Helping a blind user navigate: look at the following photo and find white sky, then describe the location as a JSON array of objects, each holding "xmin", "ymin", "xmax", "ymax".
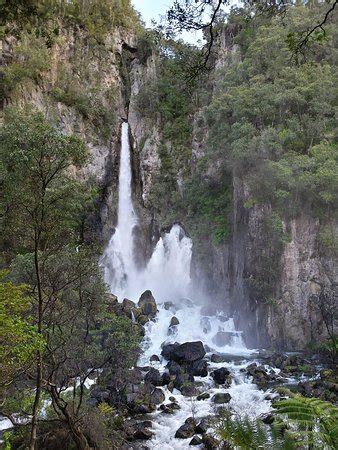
[{"xmin": 131, "ymin": 0, "xmax": 204, "ymax": 45}]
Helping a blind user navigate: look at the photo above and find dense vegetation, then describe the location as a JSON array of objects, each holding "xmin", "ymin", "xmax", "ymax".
[
  {"xmin": 0, "ymin": 110, "xmax": 141, "ymax": 449},
  {"xmin": 136, "ymin": 1, "xmax": 337, "ymax": 296},
  {"xmin": 1, "ymin": 1, "xmax": 337, "ymax": 448}
]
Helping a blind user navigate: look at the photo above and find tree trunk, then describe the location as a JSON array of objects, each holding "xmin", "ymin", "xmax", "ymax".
[{"xmin": 29, "ymin": 245, "xmax": 44, "ymax": 450}]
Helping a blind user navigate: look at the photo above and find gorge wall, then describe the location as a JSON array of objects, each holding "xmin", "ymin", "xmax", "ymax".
[{"xmin": 2, "ymin": 6, "xmax": 336, "ymax": 351}]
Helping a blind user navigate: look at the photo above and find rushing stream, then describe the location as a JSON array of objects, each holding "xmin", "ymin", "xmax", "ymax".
[{"xmin": 101, "ymin": 122, "xmax": 273, "ymax": 448}]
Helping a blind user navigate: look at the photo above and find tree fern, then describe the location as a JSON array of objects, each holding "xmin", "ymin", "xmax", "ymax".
[{"xmin": 275, "ymin": 395, "xmax": 338, "ymax": 448}]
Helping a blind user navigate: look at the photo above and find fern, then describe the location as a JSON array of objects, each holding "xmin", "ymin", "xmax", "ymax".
[{"xmin": 275, "ymin": 395, "xmax": 338, "ymax": 448}]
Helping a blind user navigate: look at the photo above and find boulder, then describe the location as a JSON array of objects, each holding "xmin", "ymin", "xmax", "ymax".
[
  {"xmin": 124, "ymin": 420, "xmax": 154, "ymax": 441},
  {"xmin": 187, "ymin": 359, "xmax": 208, "ymax": 377},
  {"xmin": 175, "ymin": 417, "xmax": 196, "ymax": 439},
  {"xmin": 195, "ymin": 418, "xmax": 211, "ymax": 434},
  {"xmin": 174, "ymin": 373, "xmax": 194, "ymax": 390},
  {"xmin": 138, "ymin": 290, "xmax": 157, "ymax": 317},
  {"xmin": 163, "ymin": 341, "xmax": 206, "ymax": 363},
  {"xmin": 160, "ymin": 401, "xmax": 180, "ymax": 414},
  {"xmin": 161, "ymin": 371, "xmax": 171, "ymax": 385},
  {"xmin": 200, "ymin": 317, "xmax": 212, "ymax": 334},
  {"xmin": 212, "ymin": 367, "xmax": 231, "ymax": 385},
  {"xmin": 150, "ymin": 354, "xmax": 160, "ymax": 362},
  {"xmin": 107, "ymin": 293, "xmax": 118, "ymax": 305},
  {"xmin": 162, "ymin": 343, "xmax": 180, "ymax": 360},
  {"xmin": 210, "ymin": 353, "xmax": 226, "ymax": 363},
  {"xmin": 212, "ymin": 331, "xmax": 234, "ymax": 347},
  {"xmin": 145, "ymin": 368, "xmax": 163, "ymax": 386},
  {"xmin": 189, "ymin": 436, "xmax": 202, "ymax": 445},
  {"xmin": 202, "ymin": 434, "xmax": 221, "ymax": 449},
  {"xmin": 212, "ymin": 393, "xmax": 231, "ymax": 404},
  {"xmin": 180, "ymin": 382, "xmax": 199, "ymax": 397},
  {"xmin": 197, "ymin": 392, "xmax": 210, "ymax": 401},
  {"xmin": 169, "ymin": 316, "xmax": 180, "ymax": 327},
  {"xmin": 122, "ymin": 298, "xmax": 136, "ymax": 313},
  {"xmin": 167, "ymin": 360, "xmax": 185, "ymax": 376},
  {"xmin": 150, "ymin": 388, "xmax": 165, "ymax": 406},
  {"xmin": 137, "ymin": 314, "xmax": 149, "ymax": 325}
]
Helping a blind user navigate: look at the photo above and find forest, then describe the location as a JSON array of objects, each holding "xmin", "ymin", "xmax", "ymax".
[{"xmin": 0, "ymin": 1, "xmax": 337, "ymax": 449}]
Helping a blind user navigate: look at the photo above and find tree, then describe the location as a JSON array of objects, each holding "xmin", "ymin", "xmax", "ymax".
[
  {"xmin": 0, "ymin": 271, "xmax": 43, "ymax": 403},
  {"xmin": 0, "ymin": 107, "xmax": 87, "ymax": 449},
  {"xmin": 163, "ymin": 1, "xmax": 338, "ymax": 71}
]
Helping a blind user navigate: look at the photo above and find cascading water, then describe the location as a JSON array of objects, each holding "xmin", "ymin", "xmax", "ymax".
[{"xmin": 102, "ymin": 122, "xmax": 273, "ymax": 448}]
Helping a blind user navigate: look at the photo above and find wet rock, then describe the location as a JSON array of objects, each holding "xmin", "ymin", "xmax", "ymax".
[
  {"xmin": 107, "ymin": 293, "xmax": 118, "ymax": 306},
  {"xmin": 187, "ymin": 359, "xmax": 208, "ymax": 377},
  {"xmin": 212, "ymin": 393, "xmax": 231, "ymax": 404},
  {"xmin": 180, "ymin": 382, "xmax": 199, "ymax": 397},
  {"xmin": 167, "ymin": 360, "xmax": 185, "ymax": 376},
  {"xmin": 150, "ymin": 388, "xmax": 165, "ymax": 406},
  {"xmin": 137, "ymin": 315, "xmax": 149, "ymax": 325},
  {"xmin": 180, "ymin": 298, "xmax": 194, "ymax": 308},
  {"xmin": 212, "ymin": 367, "xmax": 231, "ymax": 386},
  {"xmin": 150, "ymin": 354, "xmax": 160, "ymax": 362},
  {"xmin": 169, "ymin": 396, "xmax": 176, "ymax": 402},
  {"xmin": 174, "ymin": 373, "xmax": 194, "ymax": 389},
  {"xmin": 124, "ymin": 420, "xmax": 154, "ymax": 441},
  {"xmin": 163, "ymin": 341, "xmax": 206, "ymax": 363},
  {"xmin": 202, "ymin": 434, "xmax": 221, "ymax": 449},
  {"xmin": 160, "ymin": 401, "xmax": 180, "ymax": 414},
  {"xmin": 175, "ymin": 417, "xmax": 196, "ymax": 439},
  {"xmin": 189, "ymin": 436, "xmax": 202, "ymax": 445},
  {"xmin": 162, "ymin": 343, "xmax": 180, "ymax": 360},
  {"xmin": 161, "ymin": 371, "xmax": 171, "ymax": 385},
  {"xmin": 145, "ymin": 368, "xmax": 163, "ymax": 386},
  {"xmin": 210, "ymin": 353, "xmax": 226, "ymax": 363},
  {"xmin": 212, "ymin": 331, "xmax": 234, "ymax": 347},
  {"xmin": 170, "ymin": 316, "xmax": 180, "ymax": 327},
  {"xmin": 246, "ymin": 363, "xmax": 275, "ymax": 385},
  {"xmin": 197, "ymin": 392, "xmax": 210, "ymax": 401},
  {"xmin": 122, "ymin": 298, "xmax": 136, "ymax": 313},
  {"xmin": 195, "ymin": 418, "xmax": 211, "ymax": 434},
  {"xmin": 138, "ymin": 290, "xmax": 157, "ymax": 317},
  {"xmin": 260, "ymin": 412, "xmax": 275, "ymax": 425}
]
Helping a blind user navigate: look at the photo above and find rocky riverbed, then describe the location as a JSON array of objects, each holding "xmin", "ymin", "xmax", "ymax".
[{"xmin": 87, "ymin": 291, "xmax": 335, "ymax": 449}]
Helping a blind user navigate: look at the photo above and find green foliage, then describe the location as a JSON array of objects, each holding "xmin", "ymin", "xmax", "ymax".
[
  {"xmin": 185, "ymin": 172, "xmax": 232, "ymax": 245},
  {"xmin": 275, "ymin": 395, "xmax": 338, "ymax": 448},
  {"xmin": 0, "ymin": 271, "xmax": 43, "ymax": 397},
  {"xmin": 0, "ymin": 107, "xmax": 88, "ymax": 252},
  {"xmin": 3, "ymin": 33, "xmax": 51, "ymax": 95},
  {"xmin": 3, "ymin": 0, "xmax": 141, "ymax": 39},
  {"xmin": 51, "ymin": 64, "xmax": 117, "ymax": 139},
  {"xmin": 217, "ymin": 411, "xmax": 268, "ymax": 448}
]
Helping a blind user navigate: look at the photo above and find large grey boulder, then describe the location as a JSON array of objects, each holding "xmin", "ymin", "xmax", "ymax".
[{"xmin": 162, "ymin": 341, "xmax": 206, "ymax": 363}]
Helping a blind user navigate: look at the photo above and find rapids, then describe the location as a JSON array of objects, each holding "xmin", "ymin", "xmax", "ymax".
[{"xmin": 101, "ymin": 122, "xmax": 273, "ymax": 448}]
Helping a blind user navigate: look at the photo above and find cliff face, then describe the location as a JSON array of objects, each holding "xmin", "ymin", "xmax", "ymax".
[{"xmin": 2, "ymin": 19, "xmax": 336, "ymax": 351}]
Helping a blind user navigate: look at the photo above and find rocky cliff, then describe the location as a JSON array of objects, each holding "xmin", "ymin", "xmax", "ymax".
[{"xmin": 2, "ymin": 15, "xmax": 336, "ymax": 352}]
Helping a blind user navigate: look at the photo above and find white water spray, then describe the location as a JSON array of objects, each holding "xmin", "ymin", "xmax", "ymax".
[
  {"xmin": 101, "ymin": 122, "xmax": 273, "ymax": 448},
  {"xmin": 101, "ymin": 122, "xmax": 138, "ymax": 298},
  {"xmin": 101, "ymin": 122, "xmax": 192, "ymax": 302}
]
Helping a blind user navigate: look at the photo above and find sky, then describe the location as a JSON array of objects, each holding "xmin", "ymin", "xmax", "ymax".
[{"xmin": 131, "ymin": 0, "xmax": 204, "ymax": 45}]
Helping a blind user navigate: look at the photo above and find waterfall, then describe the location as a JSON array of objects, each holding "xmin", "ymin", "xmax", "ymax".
[
  {"xmin": 101, "ymin": 123, "xmax": 192, "ymax": 303},
  {"xmin": 101, "ymin": 122, "xmax": 138, "ymax": 298},
  {"xmin": 101, "ymin": 122, "xmax": 273, "ymax": 449}
]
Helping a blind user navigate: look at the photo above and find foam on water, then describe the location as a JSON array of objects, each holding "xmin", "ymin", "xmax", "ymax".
[{"xmin": 101, "ymin": 122, "xmax": 272, "ymax": 448}]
